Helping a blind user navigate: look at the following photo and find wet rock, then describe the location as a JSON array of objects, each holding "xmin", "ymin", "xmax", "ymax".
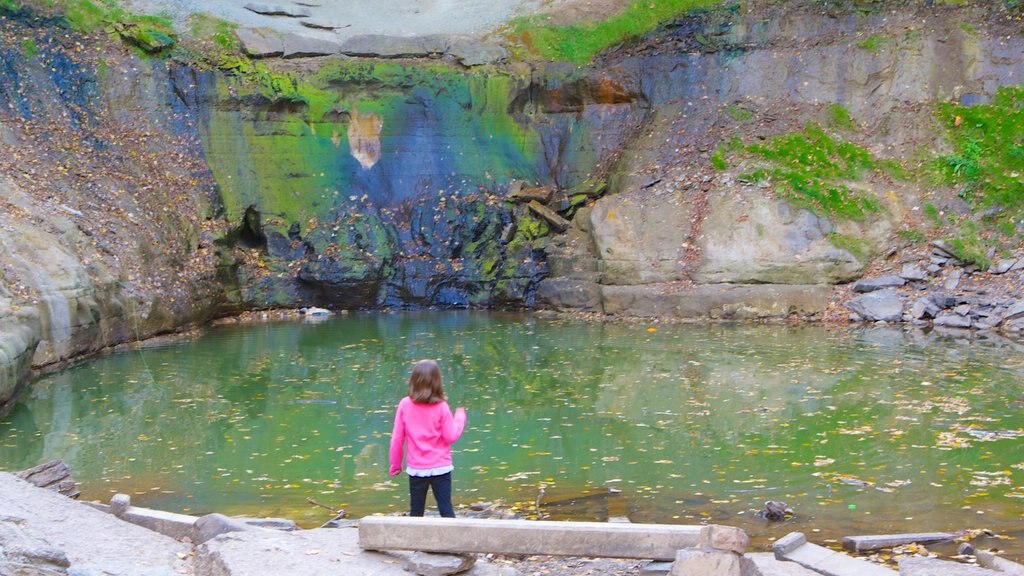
[
  {"xmin": 448, "ymin": 40, "xmax": 508, "ymax": 67},
  {"xmin": 754, "ymin": 501, "xmax": 793, "ymax": 522},
  {"xmin": 852, "ymin": 275, "xmax": 905, "ymax": 293},
  {"xmin": 15, "ymin": 460, "xmax": 79, "ymax": 499},
  {"xmin": 117, "ymin": 25, "xmax": 175, "ymax": 53},
  {"xmin": 236, "ymin": 28, "xmax": 285, "ymax": 57},
  {"xmin": 934, "ymin": 311, "xmax": 972, "ymax": 329},
  {"xmin": 195, "ymin": 513, "xmax": 257, "ymax": 544},
  {"xmin": 535, "ymin": 279, "xmax": 603, "ymax": 313},
  {"xmin": 266, "ymin": 231, "xmax": 307, "ymax": 261},
  {"xmin": 282, "ymin": 33, "xmax": 341, "ymax": 58},
  {"xmin": 341, "ymin": 34, "xmax": 449, "ymax": 58},
  {"xmin": 406, "ymin": 551, "xmax": 476, "ymax": 576},
  {"xmin": 510, "ymin": 185, "xmax": 553, "ymax": 204},
  {"xmin": 845, "ymin": 289, "xmax": 904, "ymax": 322},
  {"xmin": 244, "ymin": 3, "xmax": 311, "ymax": 17}
]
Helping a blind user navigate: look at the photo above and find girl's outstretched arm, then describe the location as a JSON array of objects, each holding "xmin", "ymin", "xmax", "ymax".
[
  {"xmin": 388, "ymin": 402, "xmax": 406, "ymax": 476},
  {"xmin": 441, "ymin": 405, "xmax": 467, "ymax": 445}
]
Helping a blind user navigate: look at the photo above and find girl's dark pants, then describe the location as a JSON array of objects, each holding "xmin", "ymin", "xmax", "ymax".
[{"xmin": 408, "ymin": 472, "xmax": 454, "ymax": 517}]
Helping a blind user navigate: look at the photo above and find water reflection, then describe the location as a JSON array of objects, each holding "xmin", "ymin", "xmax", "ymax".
[{"xmin": 1, "ymin": 313, "xmax": 1022, "ymax": 556}]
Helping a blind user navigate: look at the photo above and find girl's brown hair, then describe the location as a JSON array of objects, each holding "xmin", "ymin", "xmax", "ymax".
[{"xmin": 408, "ymin": 359, "xmax": 445, "ymax": 404}]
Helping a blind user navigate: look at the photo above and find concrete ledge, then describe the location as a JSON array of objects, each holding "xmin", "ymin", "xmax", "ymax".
[
  {"xmin": 120, "ymin": 506, "xmax": 198, "ymax": 541},
  {"xmin": 359, "ymin": 517, "xmax": 741, "ymax": 561},
  {"xmin": 774, "ymin": 532, "xmax": 896, "ymax": 576},
  {"xmin": 842, "ymin": 532, "xmax": 953, "ymax": 553}
]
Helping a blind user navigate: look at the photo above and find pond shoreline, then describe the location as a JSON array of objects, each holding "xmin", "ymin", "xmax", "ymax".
[{"xmin": 8, "ymin": 469, "xmax": 1021, "ymax": 575}]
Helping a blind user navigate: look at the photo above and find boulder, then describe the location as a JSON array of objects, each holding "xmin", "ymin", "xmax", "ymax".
[
  {"xmin": 590, "ymin": 188, "xmax": 694, "ymax": 285},
  {"xmin": 195, "ymin": 513, "xmax": 258, "ymax": 544},
  {"xmin": 934, "ymin": 311, "xmax": 972, "ymax": 329},
  {"xmin": 670, "ymin": 548, "xmax": 759, "ymax": 576},
  {"xmin": 845, "ymin": 289, "xmax": 904, "ymax": 322},
  {"xmin": 852, "ymin": 275, "xmax": 905, "ymax": 293},
  {"xmin": 405, "ymin": 551, "xmax": 476, "ymax": 576},
  {"xmin": 696, "ymin": 191, "xmax": 873, "ymax": 285}
]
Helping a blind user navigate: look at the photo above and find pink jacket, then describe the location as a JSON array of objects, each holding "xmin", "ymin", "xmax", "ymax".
[{"xmin": 389, "ymin": 397, "xmax": 466, "ymax": 476}]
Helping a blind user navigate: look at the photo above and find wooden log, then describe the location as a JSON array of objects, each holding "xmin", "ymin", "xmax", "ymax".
[
  {"xmin": 527, "ymin": 200, "xmax": 570, "ymax": 233},
  {"xmin": 841, "ymin": 532, "xmax": 954, "ymax": 553},
  {"xmin": 511, "ymin": 186, "xmax": 554, "ymax": 204},
  {"xmin": 16, "ymin": 460, "xmax": 80, "ymax": 499}
]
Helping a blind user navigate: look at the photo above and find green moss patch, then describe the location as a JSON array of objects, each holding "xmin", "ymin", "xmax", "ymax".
[
  {"xmin": 929, "ymin": 85, "xmax": 1024, "ymax": 265},
  {"xmin": 721, "ymin": 123, "xmax": 889, "ymax": 220},
  {"xmin": 936, "ymin": 86, "xmax": 1024, "ymax": 216},
  {"xmin": 506, "ymin": 0, "xmax": 725, "ymax": 64}
]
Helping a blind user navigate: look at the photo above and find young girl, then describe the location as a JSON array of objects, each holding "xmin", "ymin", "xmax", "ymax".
[{"xmin": 389, "ymin": 359, "xmax": 467, "ymax": 517}]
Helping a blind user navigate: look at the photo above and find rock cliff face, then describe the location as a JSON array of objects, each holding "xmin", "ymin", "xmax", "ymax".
[
  {"xmin": 1, "ymin": 3, "xmax": 1022, "ymax": 408},
  {"xmin": 0, "ymin": 22, "xmax": 224, "ymax": 411},
  {"xmin": 537, "ymin": 4, "xmax": 1023, "ymax": 318}
]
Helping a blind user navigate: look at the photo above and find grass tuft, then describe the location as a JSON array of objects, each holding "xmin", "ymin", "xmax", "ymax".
[
  {"xmin": 733, "ymin": 123, "xmax": 884, "ymax": 220},
  {"xmin": 506, "ymin": 0, "xmax": 725, "ymax": 64}
]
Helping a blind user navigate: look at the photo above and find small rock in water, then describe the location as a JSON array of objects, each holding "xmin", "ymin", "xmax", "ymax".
[{"xmin": 754, "ymin": 501, "xmax": 793, "ymax": 522}]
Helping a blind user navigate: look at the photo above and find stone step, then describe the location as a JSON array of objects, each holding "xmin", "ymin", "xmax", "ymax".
[
  {"xmin": 773, "ymin": 532, "xmax": 896, "ymax": 576},
  {"xmin": 359, "ymin": 517, "xmax": 746, "ymax": 561},
  {"xmin": 841, "ymin": 532, "xmax": 954, "ymax": 553}
]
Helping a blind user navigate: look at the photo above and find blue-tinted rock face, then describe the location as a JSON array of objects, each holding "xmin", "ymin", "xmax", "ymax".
[{"xmin": 188, "ymin": 62, "xmax": 645, "ymax": 310}]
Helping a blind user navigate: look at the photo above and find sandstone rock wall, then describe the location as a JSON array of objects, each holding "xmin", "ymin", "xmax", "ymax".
[
  {"xmin": 0, "ymin": 24, "xmax": 224, "ymax": 411},
  {"xmin": 537, "ymin": 4, "xmax": 1024, "ymax": 320}
]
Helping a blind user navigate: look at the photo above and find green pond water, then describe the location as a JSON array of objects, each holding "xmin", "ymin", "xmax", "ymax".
[{"xmin": 2, "ymin": 312, "xmax": 1023, "ymax": 556}]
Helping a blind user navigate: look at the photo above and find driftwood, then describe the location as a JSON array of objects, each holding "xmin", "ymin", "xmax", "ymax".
[
  {"xmin": 16, "ymin": 460, "xmax": 80, "ymax": 499},
  {"xmin": 527, "ymin": 201, "xmax": 570, "ymax": 232}
]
